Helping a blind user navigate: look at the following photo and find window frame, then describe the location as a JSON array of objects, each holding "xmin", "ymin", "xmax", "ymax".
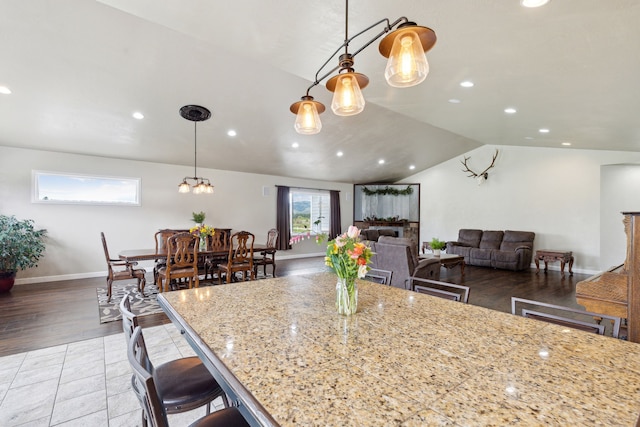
[
  {"xmin": 32, "ymin": 170, "xmax": 141, "ymax": 206},
  {"xmin": 289, "ymin": 188, "xmax": 331, "ymax": 236}
]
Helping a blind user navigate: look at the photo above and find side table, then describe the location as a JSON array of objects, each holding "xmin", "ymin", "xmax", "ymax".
[{"xmin": 535, "ymin": 249, "xmax": 574, "ymax": 276}]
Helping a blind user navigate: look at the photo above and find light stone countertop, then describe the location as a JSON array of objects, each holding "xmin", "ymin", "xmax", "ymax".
[{"xmin": 158, "ymin": 272, "xmax": 640, "ymax": 426}]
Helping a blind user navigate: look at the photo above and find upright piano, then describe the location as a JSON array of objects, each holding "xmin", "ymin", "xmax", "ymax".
[{"xmin": 576, "ymin": 212, "xmax": 640, "ymax": 342}]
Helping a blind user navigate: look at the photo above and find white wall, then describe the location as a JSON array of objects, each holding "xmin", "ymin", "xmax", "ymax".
[
  {"xmin": 401, "ymin": 145, "xmax": 640, "ymax": 274},
  {"xmin": 600, "ymin": 164, "xmax": 640, "ymax": 270},
  {"xmin": 0, "ymin": 146, "xmax": 352, "ymax": 283}
]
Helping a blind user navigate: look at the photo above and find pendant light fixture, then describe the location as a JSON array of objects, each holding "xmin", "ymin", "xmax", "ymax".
[
  {"xmin": 177, "ymin": 105, "xmax": 214, "ymax": 194},
  {"xmin": 289, "ymin": 0, "xmax": 436, "ymax": 134}
]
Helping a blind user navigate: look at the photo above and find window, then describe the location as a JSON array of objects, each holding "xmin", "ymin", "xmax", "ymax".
[
  {"xmin": 33, "ymin": 171, "xmax": 141, "ymax": 206},
  {"xmin": 290, "ymin": 189, "xmax": 330, "ymax": 235}
]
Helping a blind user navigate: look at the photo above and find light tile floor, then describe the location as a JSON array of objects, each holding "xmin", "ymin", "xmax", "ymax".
[{"xmin": 0, "ymin": 324, "xmax": 225, "ymax": 426}]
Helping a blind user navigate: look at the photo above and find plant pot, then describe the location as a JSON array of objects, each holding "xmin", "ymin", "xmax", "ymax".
[
  {"xmin": 0, "ymin": 271, "xmax": 17, "ymax": 293},
  {"xmin": 433, "ymin": 249, "xmax": 441, "ymax": 257}
]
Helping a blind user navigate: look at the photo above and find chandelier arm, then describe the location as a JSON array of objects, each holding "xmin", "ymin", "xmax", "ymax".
[
  {"xmin": 350, "ymin": 17, "xmax": 407, "ymax": 57},
  {"xmin": 310, "ymin": 16, "xmax": 408, "ymax": 88}
]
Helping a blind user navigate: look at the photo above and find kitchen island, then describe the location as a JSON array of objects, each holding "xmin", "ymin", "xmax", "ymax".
[{"xmin": 158, "ymin": 272, "xmax": 640, "ymax": 426}]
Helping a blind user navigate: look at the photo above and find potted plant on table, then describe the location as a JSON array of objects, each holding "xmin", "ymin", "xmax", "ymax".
[
  {"xmin": 430, "ymin": 237, "xmax": 446, "ymax": 256},
  {"xmin": 0, "ymin": 215, "xmax": 47, "ymax": 292},
  {"xmin": 191, "ymin": 211, "xmax": 206, "ymax": 225}
]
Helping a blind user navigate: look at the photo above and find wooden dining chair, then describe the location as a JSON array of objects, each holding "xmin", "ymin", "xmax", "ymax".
[
  {"xmin": 127, "ymin": 326, "xmax": 249, "ymax": 427},
  {"xmin": 219, "ymin": 231, "xmax": 255, "ymax": 284},
  {"xmin": 101, "ymin": 232, "xmax": 146, "ymax": 302},
  {"xmin": 204, "ymin": 229, "xmax": 230, "ymax": 282},
  {"xmin": 253, "ymin": 228, "xmax": 278, "ymax": 278},
  {"xmin": 156, "ymin": 232, "xmax": 199, "ymax": 292},
  {"xmin": 364, "ymin": 268, "xmax": 393, "ymax": 285},
  {"xmin": 153, "ymin": 229, "xmax": 178, "ymax": 285},
  {"xmin": 511, "ymin": 297, "xmax": 622, "ymax": 338},
  {"xmin": 409, "ymin": 277, "xmax": 470, "ymax": 303}
]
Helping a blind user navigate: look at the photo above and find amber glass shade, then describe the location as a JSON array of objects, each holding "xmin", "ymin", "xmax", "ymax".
[
  {"xmin": 384, "ymin": 29, "xmax": 429, "ymax": 88},
  {"xmin": 294, "ymin": 100, "xmax": 322, "ymax": 135},
  {"xmin": 329, "ymin": 73, "xmax": 366, "ymax": 116}
]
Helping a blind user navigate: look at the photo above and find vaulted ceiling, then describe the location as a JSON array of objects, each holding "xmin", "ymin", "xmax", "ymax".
[{"xmin": 1, "ymin": 1, "xmax": 639, "ymax": 183}]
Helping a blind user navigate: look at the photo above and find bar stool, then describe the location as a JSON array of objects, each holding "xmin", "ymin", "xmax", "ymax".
[
  {"xmin": 120, "ymin": 295, "xmax": 229, "ymax": 417},
  {"xmin": 128, "ymin": 325, "xmax": 249, "ymax": 427}
]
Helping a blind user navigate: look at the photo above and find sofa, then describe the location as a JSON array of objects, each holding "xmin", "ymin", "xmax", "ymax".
[
  {"xmin": 367, "ymin": 236, "xmax": 441, "ymax": 289},
  {"xmin": 446, "ymin": 229, "xmax": 535, "ymax": 271}
]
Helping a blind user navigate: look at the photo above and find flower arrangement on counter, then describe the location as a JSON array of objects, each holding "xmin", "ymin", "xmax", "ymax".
[
  {"xmin": 324, "ymin": 225, "xmax": 372, "ymax": 280},
  {"xmin": 324, "ymin": 225, "xmax": 373, "ymax": 316}
]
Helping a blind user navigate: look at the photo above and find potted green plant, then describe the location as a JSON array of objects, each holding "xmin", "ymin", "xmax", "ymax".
[
  {"xmin": 191, "ymin": 211, "xmax": 206, "ymax": 225},
  {"xmin": 430, "ymin": 237, "xmax": 446, "ymax": 256},
  {"xmin": 0, "ymin": 215, "xmax": 47, "ymax": 292}
]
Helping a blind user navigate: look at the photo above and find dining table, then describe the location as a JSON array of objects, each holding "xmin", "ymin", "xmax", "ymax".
[
  {"xmin": 157, "ymin": 272, "xmax": 640, "ymax": 426},
  {"xmin": 118, "ymin": 243, "xmax": 271, "ymax": 262}
]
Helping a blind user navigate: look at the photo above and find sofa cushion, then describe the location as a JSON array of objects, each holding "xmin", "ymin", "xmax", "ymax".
[
  {"xmin": 377, "ymin": 228, "xmax": 397, "ymax": 237},
  {"xmin": 492, "ymin": 250, "xmax": 520, "ymax": 270},
  {"xmin": 457, "ymin": 229, "xmax": 483, "ymax": 248},
  {"xmin": 479, "ymin": 231, "xmax": 504, "ymax": 250},
  {"xmin": 448, "ymin": 245, "xmax": 473, "ymax": 262},
  {"xmin": 470, "ymin": 248, "xmax": 493, "ymax": 267},
  {"xmin": 500, "ymin": 230, "xmax": 535, "ymax": 252},
  {"xmin": 360, "ymin": 229, "xmax": 380, "ymax": 242}
]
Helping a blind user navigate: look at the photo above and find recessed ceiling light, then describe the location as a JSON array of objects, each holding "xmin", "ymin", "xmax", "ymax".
[
  {"xmin": 448, "ymin": 99, "xmax": 461, "ymax": 104},
  {"xmin": 227, "ymin": 130, "xmax": 237, "ymax": 137},
  {"xmin": 409, "ymin": 165, "xmax": 416, "ymax": 170},
  {"xmin": 460, "ymin": 81, "xmax": 474, "ymax": 88},
  {"xmin": 336, "ymin": 151, "xmax": 343, "ymax": 157},
  {"xmin": 378, "ymin": 159, "xmax": 385, "ymax": 165},
  {"xmin": 539, "ymin": 128, "xmax": 550, "ymax": 133},
  {"xmin": 521, "ymin": 0, "xmax": 550, "ymax": 8},
  {"xmin": 561, "ymin": 142, "xmax": 571, "ymax": 146},
  {"xmin": 291, "ymin": 142, "xmax": 299, "ymax": 148},
  {"xmin": 504, "ymin": 108, "xmax": 517, "ymax": 114},
  {"xmin": 132, "ymin": 112, "xmax": 144, "ymax": 120},
  {"xmin": 0, "ymin": 86, "xmax": 11, "ymax": 95}
]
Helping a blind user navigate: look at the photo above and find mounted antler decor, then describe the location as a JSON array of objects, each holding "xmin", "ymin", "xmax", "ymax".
[{"xmin": 460, "ymin": 149, "xmax": 499, "ymax": 184}]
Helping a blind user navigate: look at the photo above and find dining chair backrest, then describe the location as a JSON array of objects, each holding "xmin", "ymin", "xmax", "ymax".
[
  {"xmin": 154, "ymin": 229, "xmax": 178, "ymax": 253},
  {"xmin": 409, "ymin": 277, "xmax": 470, "ymax": 304},
  {"xmin": 167, "ymin": 232, "xmax": 198, "ymax": 268},
  {"xmin": 128, "ymin": 326, "xmax": 170, "ymax": 427},
  {"xmin": 265, "ymin": 228, "xmax": 279, "ymax": 248},
  {"xmin": 228, "ymin": 231, "xmax": 254, "ymax": 264},
  {"xmin": 101, "ymin": 232, "xmax": 113, "ymax": 263},
  {"xmin": 119, "ymin": 293, "xmax": 139, "ymax": 341},
  {"xmin": 511, "ymin": 297, "xmax": 622, "ymax": 338},
  {"xmin": 364, "ymin": 268, "xmax": 393, "ymax": 285},
  {"xmin": 209, "ymin": 229, "xmax": 229, "ymax": 250}
]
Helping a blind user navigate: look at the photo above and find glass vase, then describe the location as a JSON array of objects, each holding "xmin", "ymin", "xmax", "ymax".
[
  {"xmin": 199, "ymin": 236, "xmax": 207, "ymax": 251},
  {"xmin": 336, "ymin": 277, "xmax": 358, "ymax": 315}
]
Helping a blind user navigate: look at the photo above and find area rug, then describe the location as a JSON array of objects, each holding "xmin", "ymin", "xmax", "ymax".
[{"xmin": 96, "ymin": 282, "xmax": 162, "ymax": 324}]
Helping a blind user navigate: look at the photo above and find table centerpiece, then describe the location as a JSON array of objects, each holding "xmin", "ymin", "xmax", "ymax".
[
  {"xmin": 324, "ymin": 225, "xmax": 372, "ymax": 315},
  {"xmin": 189, "ymin": 224, "xmax": 215, "ymax": 251}
]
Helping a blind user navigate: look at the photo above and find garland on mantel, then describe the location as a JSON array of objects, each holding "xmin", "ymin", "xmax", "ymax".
[{"xmin": 361, "ymin": 185, "xmax": 413, "ymax": 196}]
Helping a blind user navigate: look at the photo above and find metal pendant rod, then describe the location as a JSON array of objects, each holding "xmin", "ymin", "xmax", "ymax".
[{"xmin": 193, "ymin": 122, "xmax": 198, "ymax": 177}]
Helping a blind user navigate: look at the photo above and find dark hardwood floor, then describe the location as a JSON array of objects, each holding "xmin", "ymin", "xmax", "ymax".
[{"xmin": 0, "ymin": 257, "xmax": 591, "ymax": 357}]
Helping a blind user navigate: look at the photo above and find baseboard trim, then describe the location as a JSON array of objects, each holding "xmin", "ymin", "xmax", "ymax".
[{"xmin": 14, "ymin": 254, "xmax": 327, "ymax": 285}]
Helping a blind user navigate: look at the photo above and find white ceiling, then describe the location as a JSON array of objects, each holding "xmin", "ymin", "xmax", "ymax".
[{"xmin": 1, "ymin": 0, "xmax": 639, "ymax": 183}]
